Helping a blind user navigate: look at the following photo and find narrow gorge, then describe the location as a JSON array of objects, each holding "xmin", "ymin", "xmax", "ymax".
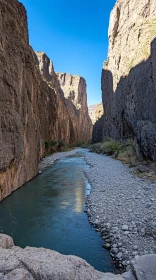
[
  {"xmin": 0, "ymin": 0, "xmax": 92, "ymax": 201},
  {"xmin": 0, "ymin": 0, "xmax": 156, "ymax": 279}
]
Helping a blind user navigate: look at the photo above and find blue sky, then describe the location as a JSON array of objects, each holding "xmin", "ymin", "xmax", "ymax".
[{"xmin": 20, "ymin": 0, "xmax": 116, "ymax": 105}]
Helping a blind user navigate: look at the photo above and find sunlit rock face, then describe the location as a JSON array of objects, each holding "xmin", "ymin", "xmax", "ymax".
[
  {"xmin": 89, "ymin": 104, "xmax": 104, "ymax": 125},
  {"xmin": 57, "ymin": 73, "xmax": 93, "ymax": 142},
  {"xmin": 101, "ymin": 0, "xmax": 156, "ymax": 160},
  {"xmin": 34, "ymin": 54, "xmax": 93, "ymax": 143},
  {"xmin": 0, "ymin": 0, "xmax": 74, "ymax": 201}
]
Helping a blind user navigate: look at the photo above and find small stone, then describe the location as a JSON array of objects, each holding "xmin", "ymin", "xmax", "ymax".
[
  {"xmin": 124, "ymin": 231, "xmax": 130, "ymax": 235},
  {"xmin": 116, "ymin": 252, "xmax": 123, "ymax": 259},
  {"xmin": 122, "ymin": 225, "xmax": 129, "ymax": 231},
  {"xmin": 111, "ymin": 248, "xmax": 118, "ymax": 255},
  {"xmin": 112, "ymin": 244, "xmax": 118, "ymax": 248},
  {"xmin": 103, "ymin": 243, "xmax": 111, "ymax": 249},
  {"xmin": 136, "ymin": 165, "xmax": 150, "ymax": 173}
]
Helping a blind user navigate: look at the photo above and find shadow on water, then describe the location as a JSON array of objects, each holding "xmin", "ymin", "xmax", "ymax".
[{"xmin": 0, "ymin": 150, "xmax": 115, "ymax": 273}]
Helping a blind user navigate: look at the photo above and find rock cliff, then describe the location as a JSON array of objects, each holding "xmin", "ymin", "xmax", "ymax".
[
  {"xmin": 0, "ymin": 0, "xmax": 91, "ymax": 200},
  {"xmin": 34, "ymin": 54, "xmax": 92, "ymax": 143},
  {"xmin": 101, "ymin": 0, "xmax": 156, "ymax": 160},
  {"xmin": 89, "ymin": 103, "xmax": 104, "ymax": 125},
  {"xmin": 0, "ymin": 234, "xmax": 156, "ymax": 280},
  {"xmin": 57, "ymin": 72, "xmax": 93, "ymax": 143}
]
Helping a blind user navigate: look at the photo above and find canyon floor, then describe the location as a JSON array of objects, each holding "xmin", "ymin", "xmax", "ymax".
[{"xmin": 84, "ymin": 151, "xmax": 156, "ymax": 268}]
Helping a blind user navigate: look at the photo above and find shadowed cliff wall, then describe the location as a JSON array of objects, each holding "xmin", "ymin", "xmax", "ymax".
[{"xmin": 100, "ymin": 0, "xmax": 156, "ymax": 160}]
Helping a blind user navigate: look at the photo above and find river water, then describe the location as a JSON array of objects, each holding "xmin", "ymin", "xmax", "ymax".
[{"xmin": 0, "ymin": 150, "xmax": 115, "ymax": 272}]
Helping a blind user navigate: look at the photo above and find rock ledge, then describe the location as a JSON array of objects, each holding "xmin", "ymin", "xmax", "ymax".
[{"xmin": 0, "ymin": 234, "xmax": 155, "ymax": 280}]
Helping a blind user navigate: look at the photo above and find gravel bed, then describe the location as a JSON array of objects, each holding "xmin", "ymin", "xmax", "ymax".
[
  {"xmin": 38, "ymin": 148, "xmax": 79, "ymax": 171},
  {"xmin": 84, "ymin": 152, "xmax": 156, "ymax": 268}
]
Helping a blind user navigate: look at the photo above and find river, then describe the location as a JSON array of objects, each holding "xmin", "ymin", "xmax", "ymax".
[{"xmin": 0, "ymin": 150, "xmax": 115, "ymax": 273}]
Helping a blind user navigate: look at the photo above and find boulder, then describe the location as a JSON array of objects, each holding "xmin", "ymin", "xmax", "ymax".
[
  {"xmin": 0, "ymin": 234, "xmax": 14, "ymax": 249},
  {"xmin": 131, "ymin": 254, "xmax": 156, "ymax": 280}
]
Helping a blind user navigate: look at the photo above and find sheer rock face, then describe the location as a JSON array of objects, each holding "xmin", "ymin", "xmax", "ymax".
[
  {"xmin": 102, "ymin": 0, "xmax": 156, "ymax": 160},
  {"xmin": 35, "ymin": 54, "xmax": 93, "ymax": 143},
  {"xmin": 57, "ymin": 73, "xmax": 93, "ymax": 143},
  {"xmin": 89, "ymin": 103, "xmax": 104, "ymax": 125},
  {"xmin": 0, "ymin": 0, "xmax": 91, "ymax": 201}
]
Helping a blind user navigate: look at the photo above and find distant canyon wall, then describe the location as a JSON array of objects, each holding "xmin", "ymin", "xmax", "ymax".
[
  {"xmin": 89, "ymin": 104, "xmax": 104, "ymax": 143},
  {"xmin": 0, "ymin": 0, "xmax": 92, "ymax": 200},
  {"xmin": 100, "ymin": 0, "xmax": 156, "ymax": 160},
  {"xmin": 89, "ymin": 103, "xmax": 103, "ymax": 125}
]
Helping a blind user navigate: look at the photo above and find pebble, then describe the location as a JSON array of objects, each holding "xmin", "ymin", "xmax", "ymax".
[
  {"xmin": 84, "ymin": 151, "xmax": 156, "ymax": 267},
  {"xmin": 122, "ymin": 225, "xmax": 129, "ymax": 231}
]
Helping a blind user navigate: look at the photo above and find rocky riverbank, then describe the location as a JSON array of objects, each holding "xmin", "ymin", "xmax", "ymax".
[
  {"xmin": 84, "ymin": 151, "xmax": 156, "ymax": 269},
  {"xmin": 0, "ymin": 234, "xmax": 156, "ymax": 279}
]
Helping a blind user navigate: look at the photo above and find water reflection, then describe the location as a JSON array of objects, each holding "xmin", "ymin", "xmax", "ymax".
[{"xmin": 74, "ymin": 182, "xmax": 85, "ymax": 213}]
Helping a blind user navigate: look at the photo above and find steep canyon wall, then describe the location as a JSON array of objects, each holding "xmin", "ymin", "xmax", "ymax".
[
  {"xmin": 34, "ymin": 53, "xmax": 92, "ymax": 143},
  {"xmin": 0, "ymin": 0, "xmax": 92, "ymax": 200},
  {"xmin": 57, "ymin": 73, "xmax": 93, "ymax": 143},
  {"xmin": 101, "ymin": 0, "xmax": 156, "ymax": 160}
]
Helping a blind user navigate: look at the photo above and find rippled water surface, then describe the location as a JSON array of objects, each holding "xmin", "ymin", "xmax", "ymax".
[{"xmin": 0, "ymin": 151, "xmax": 115, "ymax": 272}]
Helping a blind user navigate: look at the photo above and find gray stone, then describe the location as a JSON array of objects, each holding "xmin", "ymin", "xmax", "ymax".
[
  {"xmin": 136, "ymin": 165, "xmax": 150, "ymax": 173},
  {"xmin": 0, "ymin": 234, "xmax": 14, "ymax": 249},
  {"xmin": 131, "ymin": 254, "xmax": 156, "ymax": 280},
  {"xmin": 3, "ymin": 268, "xmax": 34, "ymax": 280},
  {"xmin": 116, "ymin": 252, "xmax": 123, "ymax": 259},
  {"xmin": 111, "ymin": 248, "xmax": 119, "ymax": 255},
  {"xmin": 99, "ymin": 274, "xmax": 125, "ymax": 280},
  {"xmin": 122, "ymin": 225, "xmax": 129, "ymax": 231},
  {"xmin": 122, "ymin": 270, "xmax": 136, "ymax": 280},
  {"xmin": 103, "ymin": 243, "xmax": 111, "ymax": 249}
]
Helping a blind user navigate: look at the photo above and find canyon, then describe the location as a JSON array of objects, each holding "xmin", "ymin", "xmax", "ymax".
[
  {"xmin": 99, "ymin": 0, "xmax": 156, "ymax": 160},
  {"xmin": 0, "ymin": 0, "xmax": 92, "ymax": 201},
  {"xmin": 0, "ymin": 0, "xmax": 156, "ymax": 279}
]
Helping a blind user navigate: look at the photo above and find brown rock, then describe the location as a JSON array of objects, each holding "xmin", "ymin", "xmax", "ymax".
[
  {"xmin": 0, "ymin": 0, "xmax": 92, "ymax": 200},
  {"xmin": 57, "ymin": 73, "xmax": 93, "ymax": 143}
]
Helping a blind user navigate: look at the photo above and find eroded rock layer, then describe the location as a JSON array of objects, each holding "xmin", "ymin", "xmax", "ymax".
[
  {"xmin": 0, "ymin": 0, "xmax": 91, "ymax": 200},
  {"xmin": 101, "ymin": 0, "xmax": 156, "ymax": 160}
]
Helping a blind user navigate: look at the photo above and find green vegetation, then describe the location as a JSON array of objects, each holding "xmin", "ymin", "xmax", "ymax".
[
  {"xmin": 90, "ymin": 140, "xmax": 121, "ymax": 155},
  {"xmin": 90, "ymin": 139, "xmax": 137, "ymax": 164},
  {"xmin": 76, "ymin": 140, "xmax": 92, "ymax": 149},
  {"xmin": 44, "ymin": 140, "xmax": 74, "ymax": 156}
]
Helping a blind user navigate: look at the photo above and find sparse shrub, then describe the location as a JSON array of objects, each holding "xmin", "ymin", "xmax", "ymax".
[
  {"xmin": 90, "ymin": 143, "xmax": 103, "ymax": 154},
  {"xmin": 44, "ymin": 139, "xmax": 73, "ymax": 156},
  {"xmin": 117, "ymin": 143, "xmax": 137, "ymax": 164},
  {"xmin": 76, "ymin": 140, "xmax": 92, "ymax": 148},
  {"xmin": 101, "ymin": 140, "xmax": 121, "ymax": 155}
]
